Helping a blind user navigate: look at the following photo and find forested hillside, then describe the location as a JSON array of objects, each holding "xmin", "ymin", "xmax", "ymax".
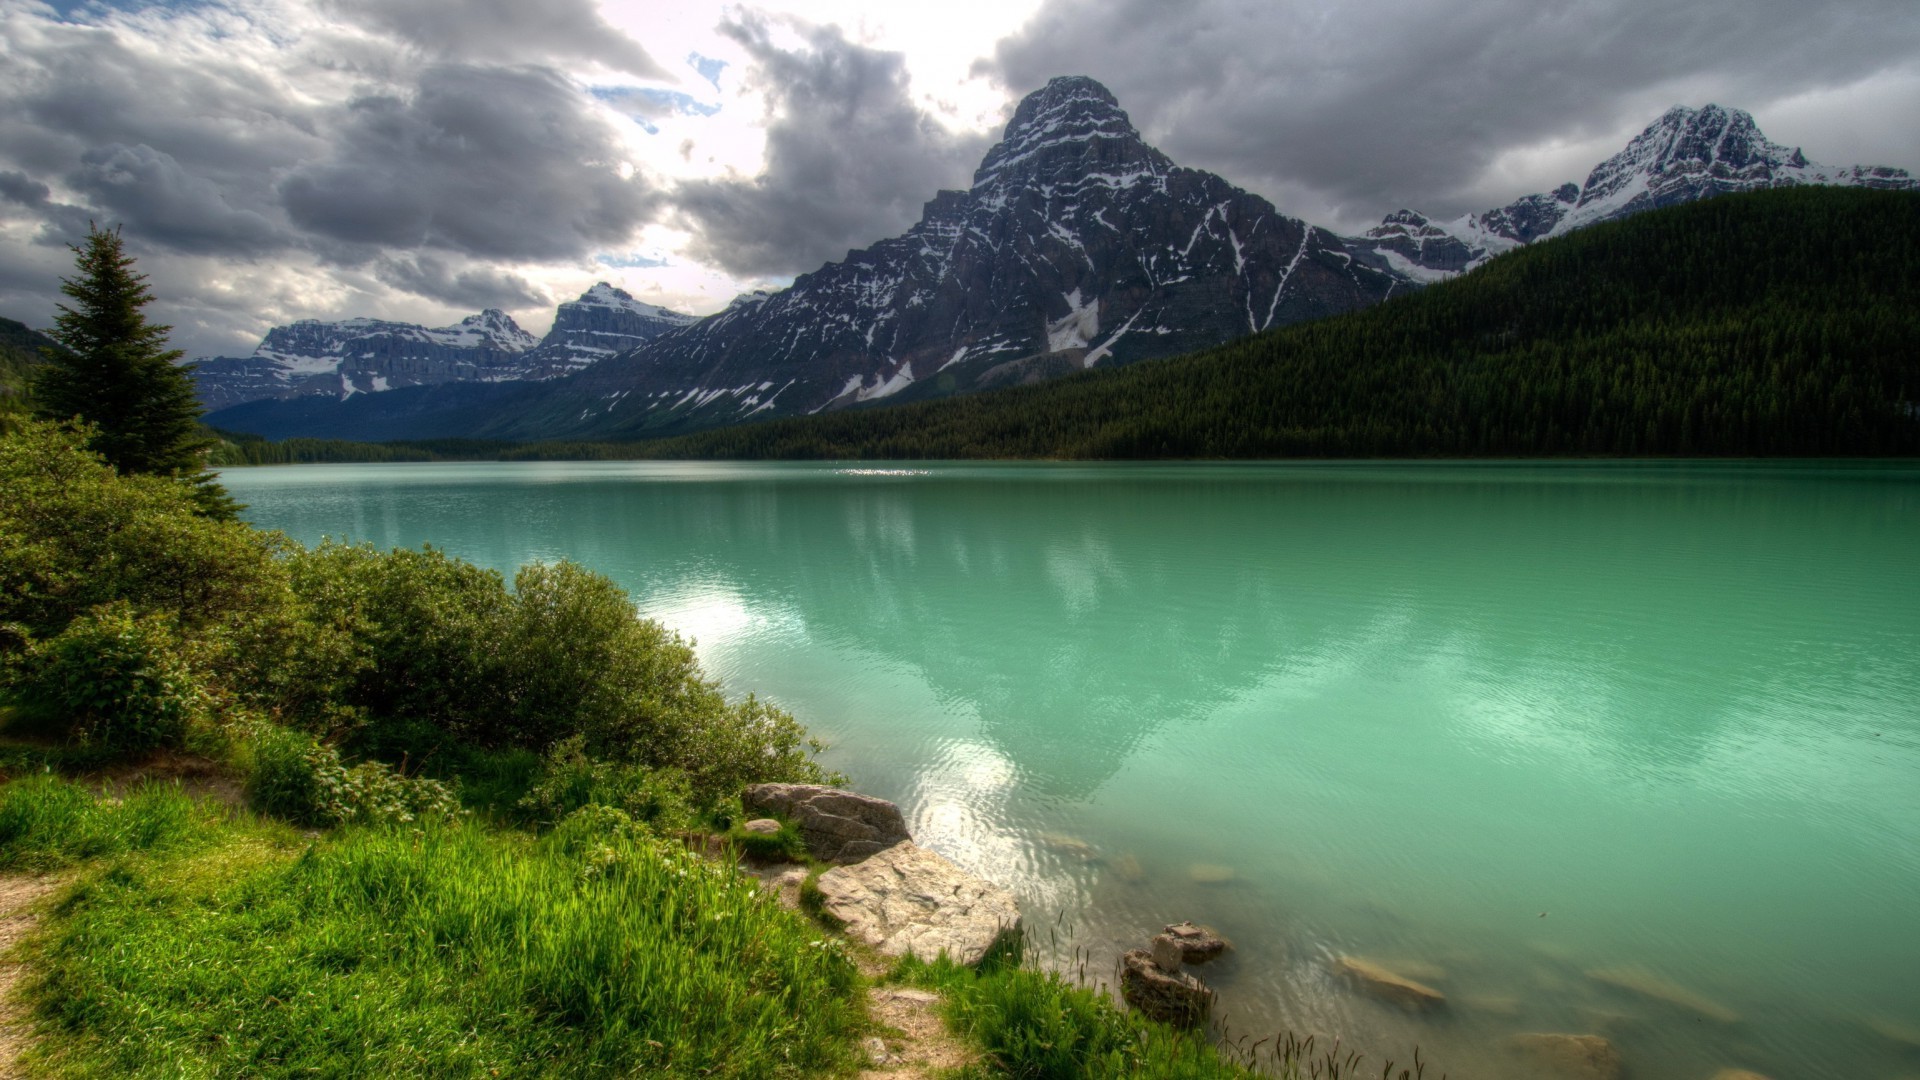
[
  {"xmin": 0, "ymin": 315, "xmax": 52, "ymax": 422},
  {"xmin": 628, "ymin": 188, "xmax": 1919, "ymax": 460}
]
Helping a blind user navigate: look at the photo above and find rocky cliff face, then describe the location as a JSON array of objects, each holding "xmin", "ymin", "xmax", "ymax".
[
  {"xmin": 190, "ymin": 285, "xmax": 694, "ymax": 411},
  {"xmin": 488, "ymin": 76, "xmax": 1398, "ymax": 440},
  {"xmin": 1349, "ymin": 105, "xmax": 1918, "ymax": 278}
]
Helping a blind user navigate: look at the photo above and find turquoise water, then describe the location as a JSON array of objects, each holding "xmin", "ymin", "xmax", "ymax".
[{"xmin": 222, "ymin": 461, "xmax": 1920, "ymax": 1079}]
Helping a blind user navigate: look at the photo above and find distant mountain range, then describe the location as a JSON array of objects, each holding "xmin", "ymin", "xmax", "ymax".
[
  {"xmin": 189, "ymin": 82, "xmax": 1916, "ymax": 444},
  {"xmin": 189, "ymin": 283, "xmax": 693, "ymax": 411},
  {"xmin": 1347, "ymin": 104, "xmax": 1917, "ymax": 279}
]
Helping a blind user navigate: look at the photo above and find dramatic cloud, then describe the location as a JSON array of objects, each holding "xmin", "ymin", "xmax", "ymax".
[
  {"xmin": 325, "ymin": 0, "xmax": 670, "ymax": 80},
  {"xmin": 988, "ymin": 0, "xmax": 1920, "ymax": 229},
  {"xmin": 281, "ymin": 64, "xmax": 659, "ymax": 261},
  {"xmin": 673, "ymin": 14, "xmax": 993, "ymax": 278},
  {"xmin": 375, "ymin": 254, "xmax": 550, "ymax": 311}
]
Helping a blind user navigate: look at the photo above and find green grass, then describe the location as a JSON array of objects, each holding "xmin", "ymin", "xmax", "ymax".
[
  {"xmin": 0, "ymin": 776, "xmax": 215, "ymax": 872},
  {"xmin": 11, "ymin": 783, "xmax": 867, "ymax": 1079},
  {"xmin": 891, "ymin": 953, "xmax": 1261, "ymax": 1080}
]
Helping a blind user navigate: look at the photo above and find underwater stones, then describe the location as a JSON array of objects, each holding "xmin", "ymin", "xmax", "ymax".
[
  {"xmin": 1037, "ymin": 832, "xmax": 1099, "ymax": 862},
  {"xmin": 1120, "ymin": 949, "xmax": 1215, "ymax": 1026},
  {"xmin": 814, "ymin": 841, "xmax": 1021, "ymax": 967},
  {"xmin": 1866, "ymin": 1016, "xmax": 1920, "ymax": 1049},
  {"xmin": 1585, "ymin": 966, "xmax": 1739, "ymax": 1024},
  {"xmin": 1332, "ymin": 956, "xmax": 1446, "ymax": 1011},
  {"xmin": 1506, "ymin": 1033, "xmax": 1623, "ymax": 1080},
  {"xmin": 741, "ymin": 818, "xmax": 782, "ymax": 836},
  {"xmin": 1187, "ymin": 862, "xmax": 1236, "ymax": 885},
  {"xmin": 741, "ymin": 783, "xmax": 911, "ymax": 863},
  {"xmin": 1109, "ymin": 853, "xmax": 1145, "ymax": 883},
  {"xmin": 1709, "ymin": 1070, "xmax": 1774, "ymax": 1080},
  {"xmin": 1161, "ymin": 921, "xmax": 1230, "ymax": 963}
]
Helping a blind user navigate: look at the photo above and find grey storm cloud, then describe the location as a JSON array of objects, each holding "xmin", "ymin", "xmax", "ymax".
[
  {"xmin": 73, "ymin": 143, "xmax": 287, "ymax": 255},
  {"xmin": 324, "ymin": 0, "xmax": 671, "ymax": 80},
  {"xmin": 280, "ymin": 64, "xmax": 659, "ymax": 262},
  {"xmin": 375, "ymin": 254, "xmax": 550, "ymax": 311},
  {"xmin": 987, "ymin": 0, "xmax": 1920, "ymax": 228},
  {"xmin": 672, "ymin": 15, "xmax": 993, "ymax": 278}
]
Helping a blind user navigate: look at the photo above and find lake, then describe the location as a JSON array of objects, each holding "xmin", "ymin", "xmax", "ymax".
[{"xmin": 222, "ymin": 460, "xmax": 1920, "ymax": 1080}]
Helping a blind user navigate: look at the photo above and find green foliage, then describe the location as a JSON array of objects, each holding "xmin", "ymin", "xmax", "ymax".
[
  {"xmin": 0, "ymin": 314, "xmax": 54, "ymax": 428},
  {"xmin": 241, "ymin": 724, "xmax": 461, "ymax": 828},
  {"xmin": 0, "ymin": 776, "xmax": 209, "ymax": 872},
  {"xmin": 29, "ymin": 806, "xmax": 864, "ymax": 1078},
  {"xmin": 515, "ymin": 734, "xmax": 699, "ymax": 831},
  {"xmin": 894, "ymin": 954, "xmax": 1259, "ymax": 1080},
  {"xmin": 628, "ymin": 188, "xmax": 1920, "ymax": 461},
  {"xmin": 32, "ymin": 225, "xmax": 232, "ymax": 515},
  {"xmin": 10, "ymin": 604, "xmax": 207, "ymax": 752}
]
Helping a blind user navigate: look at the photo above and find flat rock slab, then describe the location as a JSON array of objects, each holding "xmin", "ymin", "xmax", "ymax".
[
  {"xmin": 1506, "ymin": 1033, "xmax": 1623, "ymax": 1080},
  {"xmin": 1333, "ymin": 955, "xmax": 1446, "ymax": 1011},
  {"xmin": 815, "ymin": 841, "xmax": 1021, "ymax": 967},
  {"xmin": 743, "ymin": 783, "xmax": 912, "ymax": 864},
  {"xmin": 1162, "ymin": 921, "xmax": 1229, "ymax": 963}
]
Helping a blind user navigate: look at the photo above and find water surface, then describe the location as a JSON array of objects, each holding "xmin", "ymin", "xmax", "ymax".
[{"xmin": 223, "ymin": 460, "xmax": 1920, "ymax": 1079}]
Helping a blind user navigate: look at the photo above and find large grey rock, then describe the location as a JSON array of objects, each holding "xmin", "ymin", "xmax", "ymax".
[
  {"xmin": 741, "ymin": 783, "xmax": 912, "ymax": 864},
  {"xmin": 1120, "ymin": 949, "xmax": 1214, "ymax": 1027},
  {"xmin": 813, "ymin": 841, "xmax": 1021, "ymax": 967}
]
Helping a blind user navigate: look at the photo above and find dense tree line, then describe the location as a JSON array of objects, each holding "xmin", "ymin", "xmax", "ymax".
[{"xmin": 630, "ymin": 187, "xmax": 1920, "ymax": 460}]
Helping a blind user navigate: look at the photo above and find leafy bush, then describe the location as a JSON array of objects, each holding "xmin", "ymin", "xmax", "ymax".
[
  {"xmin": 9, "ymin": 604, "xmax": 207, "ymax": 752},
  {"xmin": 516, "ymin": 734, "xmax": 698, "ymax": 830},
  {"xmin": 243, "ymin": 724, "xmax": 460, "ymax": 827},
  {"xmin": 0, "ymin": 776, "xmax": 207, "ymax": 872}
]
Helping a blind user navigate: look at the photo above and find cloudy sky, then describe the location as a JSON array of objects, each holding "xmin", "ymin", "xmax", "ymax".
[{"xmin": 1, "ymin": 0, "xmax": 1915, "ymax": 358}]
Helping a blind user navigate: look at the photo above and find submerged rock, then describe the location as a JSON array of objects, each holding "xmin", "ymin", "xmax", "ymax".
[
  {"xmin": 1037, "ymin": 832, "xmax": 1099, "ymax": 862},
  {"xmin": 1109, "ymin": 853, "xmax": 1145, "ymax": 883},
  {"xmin": 1187, "ymin": 862, "xmax": 1236, "ymax": 885},
  {"xmin": 1120, "ymin": 949, "xmax": 1214, "ymax": 1026},
  {"xmin": 814, "ymin": 841, "xmax": 1020, "ymax": 967},
  {"xmin": 741, "ymin": 783, "xmax": 911, "ymax": 863},
  {"xmin": 1506, "ymin": 1033, "xmax": 1623, "ymax": 1080},
  {"xmin": 1586, "ymin": 966, "xmax": 1739, "ymax": 1024},
  {"xmin": 1710, "ymin": 1070, "xmax": 1774, "ymax": 1080},
  {"xmin": 1332, "ymin": 956, "xmax": 1446, "ymax": 1011},
  {"xmin": 1161, "ymin": 921, "xmax": 1230, "ymax": 963}
]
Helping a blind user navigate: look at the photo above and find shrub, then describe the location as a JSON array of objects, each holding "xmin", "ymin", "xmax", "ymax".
[
  {"xmin": 243, "ymin": 724, "xmax": 460, "ymax": 827},
  {"xmin": 516, "ymin": 734, "xmax": 698, "ymax": 830},
  {"xmin": 9, "ymin": 603, "xmax": 207, "ymax": 751}
]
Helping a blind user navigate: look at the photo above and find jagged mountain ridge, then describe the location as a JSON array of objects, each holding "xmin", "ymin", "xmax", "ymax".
[
  {"xmin": 189, "ymin": 284, "xmax": 694, "ymax": 411},
  {"xmin": 1351, "ymin": 104, "xmax": 1918, "ymax": 279},
  {"xmin": 483, "ymin": 75, "xmax": 1399, "ymax": 441}
]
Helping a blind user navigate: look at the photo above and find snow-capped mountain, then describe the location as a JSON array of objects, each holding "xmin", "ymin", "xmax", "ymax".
[
  {"xmin": 486, "ymin": 76, "xmax": 1397, "ymax": 440},
  {"xmin": 190, "ymin": 286, "xmax": 694, "ymax": 411},
  {"xmin": 1351, "ymin": 104, "xmax": 1918, "ymax": 279},
  {"xmin": 521, "ymin": 283, "xmax": 697, "ymax": 377}
]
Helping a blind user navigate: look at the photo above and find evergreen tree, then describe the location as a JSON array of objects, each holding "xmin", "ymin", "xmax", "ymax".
[{"xmin": 34, "ymin": 224, "xmax": 234, "ymax": 517}]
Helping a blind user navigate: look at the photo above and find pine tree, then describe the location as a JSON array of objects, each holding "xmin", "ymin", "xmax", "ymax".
[{"xmin": 34, "ymin": 224, "xmax": 234, "ymax": 517}]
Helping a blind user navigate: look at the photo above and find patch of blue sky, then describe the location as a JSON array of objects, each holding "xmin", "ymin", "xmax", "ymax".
[
  {"xmin": 590, "ymin": 86, "xmax": 721, "ymax": 134},
  {"xmin": 687, "ymin": 52, "xmax": 727, "ymax": 91},
  {"xmin": 597, "ymin": 252, "xmax": 671, "ymax": 269}
]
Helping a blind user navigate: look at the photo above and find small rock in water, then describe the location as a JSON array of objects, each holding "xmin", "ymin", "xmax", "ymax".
[
  {"xmin": 1709, "ymin": 1070, "xmax": 1775, "ymax": 1080},
  {"xmin": 1187, "ymin": 862, "xmax": 1236, "ymax": 885},
  {"xmin": 1586, "ymin": 965, "xmax": 1739, "ymax": 1024},
  {"xmin": 1464, "ymin": 994, "xmax": 1520, "ymax": 1016},
  {"xmin": 1110, "ymin": 853, "xmax": 1145, "ymax": 883},
  {"xmin": 1037, "ymin": 832, "xmax": 1099, "ymax": 861},
  {"xmin": 1161, "ymin": 921, "xmax": 1230, "ymax": 963},
  {"xmin": 1120, "ymin": 949, "xmax": 1214, "ymax": 1026},
  {"xmin": 1866, "ymin": 1016, "xmax": 1920, "ymax": 1049},
  {"xmin": 1505, "ymin": 1032, "xmax": 1623, "ymax": 1080},
  {"xmin": 1149, "ymin": 934, "xmax": 1186, "ymax": 972},
  {"xmin": 741, "ymin": 818, "xmax": 782, "ymax": 836},
  {"xmin": 1331, "ymin": 956, "xmax": 1446, "ymax": 1011}
]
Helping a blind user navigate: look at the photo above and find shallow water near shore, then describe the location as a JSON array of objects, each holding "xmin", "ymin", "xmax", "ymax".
[{"xmin": 224, "ymin": 460, "xmax": 1920, "ymax": 1080}]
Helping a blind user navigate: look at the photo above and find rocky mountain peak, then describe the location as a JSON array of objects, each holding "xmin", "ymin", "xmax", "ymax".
[{"xmin": 970, "ymin": 75, "xmax": 1170, "ymax": 198}]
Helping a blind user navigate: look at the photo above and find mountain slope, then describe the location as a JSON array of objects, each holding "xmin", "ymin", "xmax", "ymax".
[
  {"xmin": 484, "ymin": 76, "xmax": 1399, "ymax": 441},
  {"xmin": 614, "ymin": 188, "xmax": 1920, "ymax": 460},
  {"xmin": 1352, "ymin": 105, "xmax": 1918, "ymax": 278},
  {"xmin": 0, "ymin": 315, "xmax": 55, "ymax": 420}
]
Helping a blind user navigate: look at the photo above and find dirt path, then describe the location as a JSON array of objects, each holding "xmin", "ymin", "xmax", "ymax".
[
  {"xmin": 737, "ymin": 856, "xmax": 978, "ymax": 1079},
  {"xmin": 0, "ymin": 874, "xmax": 64, "ymax": 1080}
]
